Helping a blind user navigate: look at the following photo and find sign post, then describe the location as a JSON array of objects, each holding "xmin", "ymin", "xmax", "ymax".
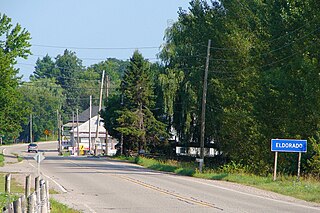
[
  {"xmin": 34, "ymin": 153, "xmax": 45, "ymax": 175},
  {"xmin": 271, "ymin": 139, "xmax": 307, "ymax": 181},
  {"xmin": 273, "ymin": 151, "xmax": 278, "ymax": 181}
]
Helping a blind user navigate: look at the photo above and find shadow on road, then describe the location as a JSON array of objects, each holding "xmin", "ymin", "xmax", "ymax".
[{"xmin": 39, "ymin": 155, "xmax": 167, "ymax": 176}]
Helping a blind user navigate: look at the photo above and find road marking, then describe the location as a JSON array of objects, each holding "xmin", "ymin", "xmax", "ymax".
[
  {"xmin": 66, "ymin": 159, "xmax": 222, "ymax": 210},
  {"xmin": 170, "ymin": 175, "xmax": 320, "ymax": 211},
  {"xmin": 117, "ymin": 175, "xmax": 223, "ymax": 210},
  {"xmin": 27, "ymin": 159, "xmax": 67, "ymax": 193},
  {"xmin": 83, "ymin": 203, "xmax": 97, "ymax": 213},
  {"xmin": 28, "ymin": 162, "xmax": 36, "ymax": 168},
  {"xmin": 42, "ymin": 173, "xmax": 68, "ymax": 193}
]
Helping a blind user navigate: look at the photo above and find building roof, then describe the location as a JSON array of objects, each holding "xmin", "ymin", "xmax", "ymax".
[
  {"xmin": 66, "ymin": 106, "xmax": 102, "ymax": 123},
  {"xmin": 70, "ymin": 115, "xmax": 106, "ymax": 138},
  {"xmin": 78, "ymin": 106, "xmax": 101, "ymax": 122}
]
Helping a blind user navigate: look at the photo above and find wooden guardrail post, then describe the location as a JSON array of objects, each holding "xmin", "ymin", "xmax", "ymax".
[
  {"xmin": 3, "ymin": 203, "xmax": 13, "ymax": 213},
  {"xmin": 5, "ymin": 173, "xmax": 11, "ymax": 193},
  {"xmin": 46, "ymin": 180, "xmax": 50, "ymax": 212},
  {"xmin": 35, "ymin": 176, "xmax": 40, "ymax": 192},
  {"xmin": 13, "ymin": 197, "xmax": 22, "ymax": 213},
  {"xmin": 3, "ymin": 175, "xmax": 51, "ymax": 213},
  {"xmin": 25, "ymin": 175, "xmax": 31, "ymax": 198},
  {"xmin": 28, "ymin": 192, "xmax": 36, "ymax": 213},
  {"xmin": 21, "ymin": 195, "xmax": 26, "ymax": 213},
  {"xmin": 40, "ymin": 180, "xmax": 48, "ymax": 213},
  {"xmin": 35, "ymin": 176, "xmax": 40, "ymax": 210}
]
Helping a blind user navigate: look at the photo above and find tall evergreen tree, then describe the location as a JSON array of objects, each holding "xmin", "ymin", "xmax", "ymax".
[
  {"xmin": 32, "ymin": 54, "xmax": 58, "ymax": 79},
  {"xmin": 114, "ymin": 51, "xmax": 167, "ymax": 153}
]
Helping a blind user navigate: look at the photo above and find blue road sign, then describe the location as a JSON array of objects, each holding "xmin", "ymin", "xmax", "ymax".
[{"xmin": 271, "ymin": 139, "xmax": 307, "ymax": 153}]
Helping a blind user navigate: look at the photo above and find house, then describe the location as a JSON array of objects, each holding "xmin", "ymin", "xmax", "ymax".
[{"xmin": 63, "ymin": 106, "xmax": 118, "ymax": 155}]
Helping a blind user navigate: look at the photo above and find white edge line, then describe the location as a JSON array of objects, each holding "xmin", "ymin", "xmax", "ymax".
[
  {"xmin": 28, "ymin": 162, "xmax": 36, "ymax": 168},
  {"xmin": 42, "ymin": 173, "xmax": 68, "ymax": 193},
  {"xmin": 172, "ymin": 175, "xmax": 320, "ymax": 211},
  {"xmin": 83, "ymin": 203, "xmax": 97, "ymax": 213},
  {"xmin": 27, "ymin": 161, "xmax": 67, "ymax": 193}
]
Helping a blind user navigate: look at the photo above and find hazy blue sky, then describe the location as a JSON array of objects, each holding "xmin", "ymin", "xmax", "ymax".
[{"xmin": 1, "ymin": 0, "xmax": 191, "ymax": 81}]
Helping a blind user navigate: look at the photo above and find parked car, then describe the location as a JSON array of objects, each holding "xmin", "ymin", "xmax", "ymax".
[{"xmin": 28, "ymin": 143, "xmax": 38, "ymax": 153}]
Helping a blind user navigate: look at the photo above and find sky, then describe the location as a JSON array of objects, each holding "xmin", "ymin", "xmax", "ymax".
[{"xmin": 1, "ymin": 0, "xmax": 191, "ymax": 81}]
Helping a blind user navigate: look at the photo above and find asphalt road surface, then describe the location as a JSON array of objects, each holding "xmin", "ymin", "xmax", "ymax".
[{"xmin": 1, "ymin": 142, "xmax": 320, "ymax": 213}]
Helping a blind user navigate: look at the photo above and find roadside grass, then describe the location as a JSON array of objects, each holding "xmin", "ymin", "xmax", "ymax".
[
  {"xmin": 50, "ymin": 198, "xmax": 81, "ymax": 213},
  {"xmin": 0, "ymin": 173, "xmax": 24, "ymax": 207},
  {"xmin": 0, "ymin": 173, "xmax": 79, "ymax": 212},
  {"xmin": 0, "ymin": 154, "xmax": 4, "ymax": 167},
  {"xmin": 62, "ymin": 151, "xmax": 71, "ymax": 157},
  {"xmin": 12, "ymin": 153, "xmax": 23, "ymax": 162},
  {"xmin": 117, "ymin": 156, "xmax": 320, "ymax": 203}
]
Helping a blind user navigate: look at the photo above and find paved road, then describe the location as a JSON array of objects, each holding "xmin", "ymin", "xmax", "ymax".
[{"xmin": 1, "ymin": 142, "xmax": 320, "ymax": 213}]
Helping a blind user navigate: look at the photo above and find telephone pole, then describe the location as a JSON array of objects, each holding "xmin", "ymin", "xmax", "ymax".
[
  {"xmin": 95, "ymin": 70, "xmax": 105, "ymax": 155},
  {"xmin": 77, "ymin": 109, "xmax": 80, "ymax": 156},
  {"xmin": 57, "ymin": 110, "xmax": 60, "ymax": 152},
  {"xmin": 30, "ymin": 114, "xmax": 33, "ymax": 143},
  {"xmin": 105, "ymin": 75, "xmax": 109, "ymax": 156},
  {"xmin": 89, "ymin": 95, "xmax": 92, "ymax": 153},
  {"xmin": 200, "ymin": 39, "xmax": 211, "ymax": 172},
  {"xmin": 72, "ymin": 111, "xmax": 75, "ymax": 153}
]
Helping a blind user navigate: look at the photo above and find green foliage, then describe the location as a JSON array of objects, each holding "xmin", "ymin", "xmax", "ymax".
[
  {"xmin": 0, "ymin": 13, "xmax": 31, "ymax": 143},
  {"xmin": 50, "ymin": 198, "xmax": 81, "ymax": 213},
  {"xmin": 134, "ymin": 156, "xmax": 196, "ymax": 176},
  {"xmin": 0, "ymin": 154, "xmax": 4, "ymax": 167},
  {"xmin": 159, "ymin": 0, "xmax": 320, "ymax": 175},
  {"xmin": 126, "ymin": 156, "xmax": 320, "ymax": 203},
  {"xmin": 114, "ymin": 51, "xmax": 167, "ymax": 152},
  {"xmin": 307, "ymin": 137, "xmax": 320, "ymax": 178},
  {"xmin": 54, "ymin": 50, "xmax": 84, "ymax": 116},
  {"xmin": 218, "ymin": 161, "xmax": 250, "ymax": 174},
  {"xmin": 18, "ymin": 78, "xmax": 65, "ymax": 141},
  {"xmin": 32, "ymin": 54, "xmax": 58, "ymax": 79}
]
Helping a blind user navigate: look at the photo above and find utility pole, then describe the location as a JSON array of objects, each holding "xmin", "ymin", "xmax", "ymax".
[
  {"xmin": 120, "ymin": 94, "xmax": 124, "ymax": 155},
  {"xmin": 30, "ymin": 114, "xmax": 33, "ymax": 143},
  {"xmin": 105, "ymin": 75, "xmax": 109, "ymax": 156},
  {"xmin": 89, "ymin": 95, "xmax": 92, "ymax": 153},
  {"xmin": 72, "ymin": 111, "xmax": 75, "ymax": 153},
  {"xmin": 95, "ymin": 70, "xmax": 105, "ymax": 155},
  {"xmin": 200, "ymin": 39, "xmax": 211, "ymax": 172},
  {"xmin": 57, "ymin": 110, "xmax": 60, "ymax": 152},
  {"xmin": 77, "ymin": 109, "xmax": 80, "ymax": 156},
  {"xmin": 59, "ymin": 113, "xmax": 62, "ymax": 155}
]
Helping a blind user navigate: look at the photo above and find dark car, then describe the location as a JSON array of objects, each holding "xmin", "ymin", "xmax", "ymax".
[{"xmin": 28, "ymin": 143, "xmax": 38, "ymax": 153}]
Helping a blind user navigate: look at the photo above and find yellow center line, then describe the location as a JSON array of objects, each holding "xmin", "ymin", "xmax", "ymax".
[
  {"xmin": 66, "ymin": 159, "xmax": 223, "ymax": 210},
  {"xmin": 116, "ymin": 175, "xmax": 223, "ymax": 210}
]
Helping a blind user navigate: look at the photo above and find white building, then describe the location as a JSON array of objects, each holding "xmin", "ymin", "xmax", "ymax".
[{"xmin": 64, "ymin": 106, "xmax": 118, "ymax": 155}]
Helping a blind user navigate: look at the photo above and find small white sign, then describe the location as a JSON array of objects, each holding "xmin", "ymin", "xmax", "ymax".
[
  {"xmin": 33, "ymin": 153, "xmax": 45, "ymax": 163},
  {"xmin": 196, "ymin": 158, "xmax": 204, "ymax": 163}
]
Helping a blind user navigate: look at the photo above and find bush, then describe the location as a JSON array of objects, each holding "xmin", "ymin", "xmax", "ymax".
[{"xmin": 307, "ymin": 137, "xmax": 320, "ymax": 179}]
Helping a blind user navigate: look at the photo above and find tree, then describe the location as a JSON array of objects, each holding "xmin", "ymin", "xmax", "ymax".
[
  {"xmin": 0, "ymin": 13, "xmax": 31, "ymax": 143},
  {"xmin": 18, "ymin": 78, "xmax": 65, "ymax": 141},
  {"xmin": 108, "ymin": 51, "xmax": 167, "ymax": 153},
  {"xmin": 54, "ymin": 49, "xmax": 84, "ymax": 117},
  {"xmin": 78, "ymin": 58, "xmax": 127, "ymax": 109},
  {"xmin": 159, "ymin": 0, "xmax": 320, "ymax": 175},
  {"xmin": 32, "ymin": 54, "xmax": 58, "ymax": 79}
]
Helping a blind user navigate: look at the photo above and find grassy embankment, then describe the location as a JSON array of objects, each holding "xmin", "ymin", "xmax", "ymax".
[
  {"xmin": 0, "ymin": 153, "xmax": 80, "ymax": 212},
  {"xmin": 117, "ymin": 155, "xmax": 320, "ymax": 203}
]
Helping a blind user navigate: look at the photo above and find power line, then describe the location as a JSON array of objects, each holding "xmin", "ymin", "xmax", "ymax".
[
  {"xmin": 32, "ymin": 44, "xmax": 161, "ymax": 50},
  {"xmin": 20, "ymin": 83, "xmax": 118, "ymax": 90}
]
